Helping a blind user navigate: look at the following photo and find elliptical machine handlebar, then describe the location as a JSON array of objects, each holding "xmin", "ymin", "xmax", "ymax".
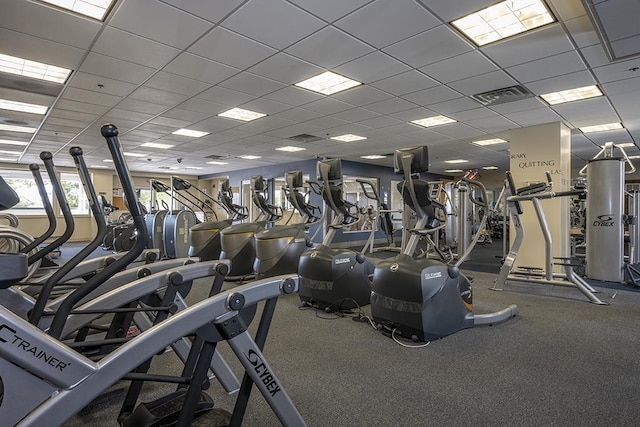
[
  {"xmin": 356, "ymin": 179, "xmax": 381, "ymax": 202},
  {"xmin": 461, "ymin": 177, "xmax": 489, "ymax": 210},
  {"xmin": 21, "ymin": 164, "xmax": 56, "ymax": 254}
]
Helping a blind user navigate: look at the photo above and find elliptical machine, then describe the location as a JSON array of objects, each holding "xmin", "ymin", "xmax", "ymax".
[
  {"xmin": 298, "ymin": 159, "xmax": 374, "ymax": 311},
  {"xmin": 254, "ymin": 170, "xmax": 321, "ymax": 279},
  {"xmin": 370, "ymin": 146, "xmax": 518, "ymax": 342}
]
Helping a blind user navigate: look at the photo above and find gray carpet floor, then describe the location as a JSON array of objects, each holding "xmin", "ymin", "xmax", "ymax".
[{"xmin": 63, "ymin": 260, "xmax": 640, "ymax": 426}]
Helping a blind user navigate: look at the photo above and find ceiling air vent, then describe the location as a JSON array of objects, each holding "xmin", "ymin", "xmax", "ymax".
[
  {"xmin": 288, "ymin": 133, "xmax": 323, "ymax": 143},
  {"xmin": 471, "ymin": 85, "xmax": 533, "ymax": 106},
  {"xmin": 158, "ymin": 166, "xmax": 170, "ymax": 170},
  {"xmin": 205, "ymin": 154, "xmax": 227, "ymax": 160}
]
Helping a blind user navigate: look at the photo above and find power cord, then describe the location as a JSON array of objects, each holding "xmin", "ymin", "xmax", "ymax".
[{"xmin": 391, "ymin": 328, "xmax": 430, "ymax": 348}]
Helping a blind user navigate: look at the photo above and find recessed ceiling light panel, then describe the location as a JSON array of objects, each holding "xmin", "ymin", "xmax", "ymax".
[
  {"xmin": 444, "ymin": 159, "xmax": 469, "ymax": 164},
  {"xmin": 330, "ymin": 134, "xmax": 367, "ymax": 142},
  {"xmin": 0, "ymin": 139, "xmax": 28, "ymax": 146},
  {"xmin": 472, "ymin": 138, "xmax": 507, "ymax": 146},
  {"xmin": 615, "ymin": 143, "xmax": 635, "ymax": 148},
  {"xmin": 276, "ymin": 146, "xmax": 306, "ymax": 152},
  {"xmin": 206, "ymin": 161, "xmax": 229, "ymax": 165},
  {"xmin": 0, "ymin": 124, "xmax": 36, "ymax": 133},
  {"xmin": 579, "ymin": 123, "xmax": 623, "ymax": 133},
  {"xmin": 0, "ymin": 53, "xmax": 71, "ymax": 84},
  {"xmin": 452, "ymin": 0, "xmax": 555, "ymax": 47},
  {"xmin": 361, "ymin": 155, "xmax": 387, "ymax": 160},
  {"xmin": 38, "ymin": 0, "xmax": 115, "ymax": 20},
  {"xmin": 0, "ymin": 149, "xmax": 21, "ymax": 156},
  {"xmin": 444, "ymin": 169, "xmax": 464, "ymax": 173},
  {"xmin": 295, "ymin": 71, "xmax": 362, "ymax": 95},
  {"xmin": 141, "ymin": 142, "xmax": 174, "ymax": 149},
  {"xmin": 172, "ymin": 128, "xmax": 210, "ymax": 138},
  {"xmin": 411, "ymin": 115, "xmax": 457, "ymax": 128},
  {"xmin": 239, "ymin": 155, "xmax": 261, "ymax": 160},
  {"xmin": 218, "ymin": 107, "xmax": 266, "ymax": 122},
  {"xmin": 0, "ymin": 99, "xmax": 48, "ymax": 115},
  {"xmin": 541, "ymin": 85, "xmax": 603, "ymax": 105},
  {"xmin": 123, "ymin": 152, "xmax": 146, "ymax": 157},
  {"xmin": 483, "ymin": 166, "xmax": 499, "ymax": 170}
]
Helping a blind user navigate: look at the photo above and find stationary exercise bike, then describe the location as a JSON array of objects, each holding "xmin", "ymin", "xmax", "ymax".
[
  {"xmin": 370, "ymin": 146, "xmax": 518, "ymax": 342},
  {"xmin": 297, "ymin": 159, "xmax": 374, "ymax": 311}
]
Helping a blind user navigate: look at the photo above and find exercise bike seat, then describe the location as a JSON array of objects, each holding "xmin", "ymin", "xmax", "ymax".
[
  {"xmin": 516, "ymin": 182, "xmax": 547, "ymax": 196},
  {"xmin": 0, "ymin": 253, "xmax": 28, "ymax": 288}
]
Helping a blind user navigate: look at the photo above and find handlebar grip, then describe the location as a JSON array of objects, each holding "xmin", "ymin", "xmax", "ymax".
[
  {"xmin": 546, "ymin": 171, "xmax": 552, "ymax": 183},
  {"xmin": 69, "ymin": 146, "xmax": 102, "ymax": 217}
]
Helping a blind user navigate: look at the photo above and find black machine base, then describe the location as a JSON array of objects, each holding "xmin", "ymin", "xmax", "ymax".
[{"xmin": 120, "ymin": 390, "xmax": 215, "ymax": 427}]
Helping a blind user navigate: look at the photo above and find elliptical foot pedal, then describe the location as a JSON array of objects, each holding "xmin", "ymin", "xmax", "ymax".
[
  {"xmin": 120, "ymin": 390, "xmax": 214, "ymax": 427},
  {"xmin": 190, "ymin": 408, "xmax": 232, "ymax": 426}
]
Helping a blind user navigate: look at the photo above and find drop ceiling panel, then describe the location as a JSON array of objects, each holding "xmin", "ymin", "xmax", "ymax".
[
  {"xmin": 196, "ymin": 86, "xmax": 255, "ymax": 107},
  {"xmin": 110, "ymin": 0, "xmax": 213, "ymax": 49},
  {"xmin": 363, "ymin": 97, "xmax": 417, "ymax": 115},
  {"xmin": 247, "ymin": 53, "xmax": 324, "ymax": 85},
  {"xmin": 302, "ymin": 116, "xmax": 350, "ymax": 130},
  {"xmin": 383, "ymin": 25, "xmax": 473, "ymax": 68},
  {"xmin": 356, "ymin": 115, "xmax": 404, "ymax": 129},
  {"xmin": 481, "ymin": 24, "xmax": 574, "ymax": 68},
  {"xmin": 62, "ymin": 87, "xmax": 121, "ymax": 107},
  {"xmin": 177, "ymin": 98, "xmax": 229, "ymax": 115},
  {"xmin": 235, "ymin": 116, "xmax": 296, "ymax": 133},
  {"xmin": 0, "ymin": 86, "xmax": 55, "ymax": 106},
  {"xmin": 506, "ymin": 51, "xmax": 588, "ymax": 83},
  {"xmin": 547, "ymin": 0, "xmax": 587, "ymax": 21},
  {"xmin": 389, "ymin": 106, "xmax": 436, "ymax": 122},
  {"xmin": 188, "ymin": 27, "xmax": 277, "ymax": 70},
  {"xmin": 330, "ymin": 108, "xmax": 380, "ymax": 122},
  {"xmin": 55, "ymin": 99, "xmax": 111, "ymax": 116},
  {"xmin": 162, "ymin": 53, "xmax": 239, "ymax": 85},
  {"xmin": 106, "ymin": 109, "xmax": 155, "ymax": 123},
  {"xmin": 130, "ymin": 86, "xmax": 189, "ymax": 107},
  {"xmin": 238, "ymin": 98, "xmax": 293, "ymax": 116},
  {"xmin": 93, "ymin": 27, "xmax": 180, "ymax": 69},
  {"xmin": 0, "ymin": 0, "xmax": 101, "ymax": 49},
  {"xmin": 79, "ymin": 53, "xmax": 156, "ymax": 84},
  {"xmin": 68, "ymin": 72, "xmax": 137, "ymax": 97},
  {"xmin": 580, "ymin": 44, "xmax": 611, "ymax": 68},
  {"xmin": 218, "ymin": 72, "xmax": 287, "ymax": 97},
  {"xmin": 264, "ymin": 86, "xmax": 324, "ymax": 106},
  {"xmin": 144, "ymin": 72, "xmax": 211, "ymax": 96},
  {"xmin": 563, "ymin": 15, "xmax": 600, "ymax": 48},
  {"xmin": 524, "ymin": 71, "xmax": 596, "ymax": 95},
  {"xmin": 582, "ymin": 128, "xmax": 631, "ymax": 144},
  {"xmin": 302, "ymin": 98, "xmax": 355, "ymax": 115},
  {"xmin": 431, "ymin": 123, "xmax": 484, "ymax": 139},
  {"xmin": 426, "ymin": 0, "xmax": 498, "ymax": 22},
  {"xmin": 420, "ymin": 51, "xmax": 498, "ymax": 84},
  {"xmin": 448, "ymin": 70, "xmax": 518, "ymax": 96},
  {"xmin": 332, "ymin": 86, "xmax": 391, "ymax": 106},
  {"xmin": 0, "ymin": 28, "xmax": 84, "ymax": 69},
  {"xmin": 222, "ymin": 0, "xmax": 325, "ymax": 50},
  {"xmin": 333, "ymin": 52, "xmax": 411, "ymax": 84},
  {"xmin": 289, "ymin": 0, "xmax": 373, "ymax": 22},
  {"xmin": 116, "ymin": 98, "xmax": 171, "ymax": 115},
  {"xmin": 273, "ymin": 108, "xmax": 323, "ymax": 122},
  {"xmin": 611, "ymin": 35, "xmax": 640, "ymax": 60},
  {"xmin": 370, "ymin": 71, "xmax": 439, "ymax": 96},
  {"xmin": 49, "ymin": 109, "xmax": 99, "ymax": 123},
  {"xmin": 148, "ymin": 116, "xmax": 194, "ymax": 129},
  {"xmin": 552, "ymin": 97, "xmax": 617, "ymax": 125},
  {"xmin": 162, "ymin": 108, "xmax": 212, "ymax": 123},
  {"xmin": 427, "ymin": 97, "xmax": 482, "ymax": 114},
  {"xmin": 466, "ymin": 115, "xmax": 517, "ymax": 133},
  {"xmin": 285, "ymin": 26, "xmax": 373, "ymax": 69},
  {"xmin": 334, "ymin": 0, "xmax": 440, "ymax": 48},
  {"xmin": 193, "ymin": 116, "xmax": 242, "ymax": 133},
  {"xmin": 503, "ymin": 107, "xmax": 563, "ymax": 127},
  {"xmin": 151, "ymin": 0, "xmax": 247, "ymax": 24},
  {"xmin": 401, "ymin": 85, "xmax": 462, "ymax": 106},
  {"xmin": 489, "ymin": 98, "xmax": 547, "ymax": 114},
  {"xmin": 592, "ymin": 58, "xmax": 640, "ymax": 84}
]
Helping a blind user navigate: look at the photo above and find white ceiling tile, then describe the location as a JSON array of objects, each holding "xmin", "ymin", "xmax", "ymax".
[
  {"xmin": 302, "ymin": 116, "xmax": 350, "ymax": 130},
  {"xmin": 489, "ymin": 98, "xmax": 547, "ymax": 114},
  {"xmin": 302, "ymin": 98, "xmax": 355, "ymax": 115},
  {"xmin": 502, "ymin": 108, "xmax": 563, "ymax": 127},
  {"xmin": 334, "ymin": 52, "xmax": 411, "ymax": 84},
  {"xmin": 239, "ymin": 98, "xmax": 293, "ymax": 115},
  {"xmin": 335, "ymin": 0, "xmax": 440, "ymax": 48},
  {"xmin": 62, "ymin": 87, "xmax": 121, "ymax": 107},
  {"xmin": 162, "ymin": 108, "xmax": 212, "ymax": 123},
  {"xmin": 45, "ymin": 116, "xmax": 90, "ymax": 129},
  {"xmin": 49, "ymin": 108, "xmax": 99, "ymax": 123},
  {"xmin": 222, "ymin": 0, "xmax": 325, "ymax": 49},
  {"xmin": 431, "ymin": 123, "xmax": 484, "ymax": 139},
  {"xmin": 158, "ymin": 0, "xmax": 246, "ymax": 23},
  {"xmin": 54, "ymin": 99, "xmax": 111, "ymax": 116},
  {"xmin": 564, "ymin": 15, "xmax": 601, "ymax": 48},
  {"xmin": 426, "ymin": 0, "xmax": 499, "ymax": 22},
  {"xmin": 192, "ymin": 116, "xmax": 241, "ymax": 133},
  {"xmin": 130, "ymin": 86, "xmax": 189, "ymax": 106},
  {"xmin": 265, "ymin": 123, "xmax": 323, "ymax": 138},
  {"xmin": 332, "ymin": 86, "xmax": 391, "ymax": 106},
  {"xmin": 273, "ymin": 108, "xmax": 323, "ymax": 122},
  {"xmin": 163, "ymin": 53, "xmax": 240, "ymax": 85},
  {"xmin": 361, "ymin": 97, "xmax": 416, "ymax": 115},
  {"xmin": 547, "ymin": 0, "xmax": 587, "ymax": 20},
  {"xmin": 603, "ymin": 77, "xmax": 640, "ymax": 97},
  {"xmin": 506, "ymin": 51, "xmax": 588, "ymax": 83},
  {"xmin": 331, "ymin": 108, "xmax": 380, "ymax": 122},
  {"xmin": 447, "ymin": 70, "xmax": 518, "ymax": 96},
  {"xmin": 427, "ymin": 97, "xmax": 482, "ymax": 114},
  {"xmin": 289, "ymin": 0, "xmax": 372, "ymax": 22},
  {"xmin": 106, "ymin": 109, "xmax": 155, "ymax": 123},
  {"xmin": 235, "ymin": 116, "xmax": 296, "ymax": 133},
  {"xmin": 401, "ymin": 85, "xmax": 462, "ymax": 106},
  {"xmin": 481, "ymin": 24, "xmax": 574, "ymax": 68},
  {"xmin": 196, "ymin": 86, "xmax": 255, "ymax": 107},
  {"xmin": 69, "ymin": 72, "xmax": 137, "ymax": 97},
  {"xmin": 285, "ymin": 26, "xmax": 373, "ymax": 69},
  {"xmin": 0, "ymin": 0, "xmax": 101, "ymax": 49},
  {"xmin": 247, "ymin": 53, "xmax": 324, "ymax": 84},
  {"xmin": 264, "ymin": 87, "xmax": 324, "ymax": 106},
  {"xmin": 110, "ymin": 0, "xmax": 213, "ymax": 49},
  {"xmin": 389, "ymin": 107, "xmax": 437, "ymax": 121},
  {"xmin": 592, "ymin": 58, "xmax": 640, "ymax": 84},
  {"xmin": 188, "ymin": 27, "xmax": 277, "ymax": 70},
  {"xmin": 580, "ymin": 44, "xmax": 612, "ymax": 68},
  {"xmin": 449, "ymin": 107, "xmax": 498, "ymax": 121},
  {"xmin": 466, "ymin": 115, "xmax": 517, "ymax": 133},
  {"xmin": 524, "ymin": 71, "xmax": 596, "ymax": 95},
  {"xmin": 0, "ymin": 27, "xmax": 84, "ymax": 70},
  {"xmin": 93, "ymin": 27, "xmax": 180, "ymax": 69},
  {"xmin": 420, "ymin": 51, "xmax": 498, "ymax": 84},
  {"xmin": 0, "ymin": 86, "xmax": 55, "ymax": 106},
  {"xmin": 370, "ymin": 71, "xmax": 439, "ymax": 96},
  {"xmin": 582, "ymin": 128, "xmax": 631, "ymax": 144},
  {"xmin": 357, "ymin": 116, "xmax": 404, "ymax": 129},
  {"xmin": 79, "ymin": 53, "xmax": 156, "ymax": 84},
  {"xmin": 178, "ymin": 98, "xmax": 229, "ymax": 115},
  {"xmin": 148, "ymin": 116, "xmax": 194, "ymax": 129},
  {"xmin": 218, "ymin": 72, "xmax": 287, "ymax": 97},
  {"xmin": 553, "ymin": 97, "xmax": 618, "ymax": 126},
  {"xmin": 117, "ymin": 98, "xmax": 171, "ymax": 115},
  {"xmin": 145, "ymin": 72, "xmax": 211, "ymax": 96}
]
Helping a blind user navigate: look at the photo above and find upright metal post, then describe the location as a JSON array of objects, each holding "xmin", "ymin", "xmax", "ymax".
[{"xmin": 628, "ymin": 190, "xmax": 640, "ymax": 264}]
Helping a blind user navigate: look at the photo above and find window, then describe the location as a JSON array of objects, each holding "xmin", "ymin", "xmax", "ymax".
[{"xmin": 60, "ymin": 172, "xmax": 89, "ymax": 215}]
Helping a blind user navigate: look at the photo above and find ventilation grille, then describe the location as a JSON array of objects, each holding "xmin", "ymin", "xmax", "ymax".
[
  {"xmin": 288, "ymin": 133, "xmax": 323, "ymax": 143},
  {"xmin": 471, "ymin": 85, "xmax": 533, "ymax": 106},
  {"xmin": 205, "ymin": 154, "xmax": 227, "ymax": 160}
]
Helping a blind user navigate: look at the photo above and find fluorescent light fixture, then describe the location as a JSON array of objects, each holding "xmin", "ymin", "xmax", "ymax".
[
  {"xmin": 628, "ymin": 155, "xmax": 640, "ymax": 160},
  {"xmin": 295, "ymin": 71, "xmax": 362, "ymax": 95},
  {"xmin": 451, "ymin": 0, "xmax": 555, "ymax": 47},
  {"xmin": 616, "ymin": 143, "xmax": 635, "ymax": 148},
  {"xmin": 0, "ymin": 99, "xmax": 48, "ymax": 115},
  {"xmin": 330, "ymin": 134, "xmax": 367, "ymax": 142},
  {"xmin": 0, "ymin": 139, "xmax": 28, "ymax": 146},
  {"xmin": 103, "ymin": 159, "xmax": 113, "ymax": 163},
  {"xmin": 540, "ymin": 85, "xmax": 603, "ymax": 105},
  {"xmin": 0, "ymin": 124, "xmax": 36, "ymax": 133},
  {"xmin": 218, "ymin": 107, "xmax": 266, "ymax": 122},
  {"xmin": 0, "ymin": 53, "xmax": 71, "ymax": 84},
  {"xmin": 89, "ymin": 164, "xmax": 109, "ymax": 169},
  {"xmin": 361, "ymin": 155, "xmax": 387, "ymax": 160},
  {"xmin": 206, "ymin": 161, "xmax": 229, "ymax": 165},
  {"xmin": 238, "ymin": 155, "xmax": 261, "ymax": 160},
  {"xmin": 123, "ymin": 152, "xmax": 146, "ymax": 157},
  {"xmin": 0, "ymin": 158, "xmax": 18, "ymax": 162},
  {"xmin": 411, "ymin": 115, "xmax": 457, "ymax": 128},
  {"xmin": 579, "ymin": 123, "xmax": 623, "ymax": 133},
  {"xmin": 444, "ymin": 169, "xmax": 463, "ymax": 173},
  {"xmin": 472, "ymin": 138, "xmax": 507, "ymax": 146},
  {"xmin": 185, "ymin": 166, "xmax": 202, "ymax": 170},
  {"xmin": 38, "ymin": 0, "xmax": 114, "ymax": 20},
  {"xmin": 483, "ymin": 166, "xmax": 499, "ymax": 170},
  {"xmin": 141, "ymin": 142, "xmax": 174, "ymax": 149},
  {"xmin": 172, "ymin": 128, "xmax": 210, "ymax": 138},
  {"xmin": 0, "ymin": 150, "xmax": 20, "ymax": 156},
  {"xmin": 444, "ymin": 159, "xmax": 469, "ymax": 164},
  {"xmin": 276, "ymin": 146, "xmax": 306, "ymax": 152},
  {"xmin": 169, "ymin": 166, "xmax": 181, "ymax": 170}
]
